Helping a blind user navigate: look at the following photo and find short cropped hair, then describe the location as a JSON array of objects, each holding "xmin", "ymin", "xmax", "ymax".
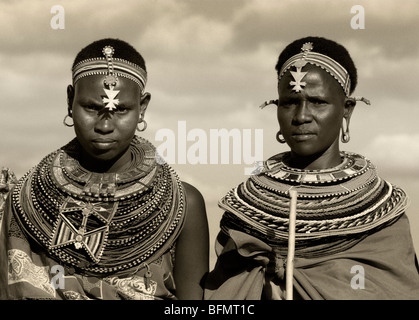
[
  {"xmin": 275, "ymin": 36, "xmax": 357, "ymax": 94},
  {"xmin": 72, "ymin": 38, "xmax": 146, "ymax": 71}
]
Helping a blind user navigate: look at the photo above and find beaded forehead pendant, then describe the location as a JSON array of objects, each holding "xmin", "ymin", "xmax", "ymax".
[
  {"xmin": 260, "ymin": 41, "xmax": 370, "ymax": 109},
  {"xmin": 102, "ymin": 46, "xmax": 120, "ymax": 111},
  {"xmin": 289, "ymin": 42, "xmax": 312, "ymax": 92},
  {"xmin": 278, "ymin": 42, "xmax": 352, "ymax": 97},
  {"xmin": 72, "ymin": 45, "xmax": 147, "ymax": 105}
]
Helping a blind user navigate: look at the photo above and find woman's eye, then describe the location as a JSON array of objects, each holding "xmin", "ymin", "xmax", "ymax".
[
  {"xmin": 311, "ymin": 99, "xmax": 327, "ymax": 105},
  {"xmin": 115, "ymin": 107, "xmax": 128, "ymax": 113},
  {"xmin": 279, "ymin": 100, "xmax": 297, "ymax": 107},
  {"xmin": 85, "ymin": 105, "xmax": 99, "ymax": 111}
]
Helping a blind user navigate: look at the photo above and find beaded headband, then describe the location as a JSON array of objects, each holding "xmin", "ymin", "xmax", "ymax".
[
  {"xmin": 278, "ymin": 42, "xmax": 351, "ymax": 96},
  {"xmin": 72, "ymin": 46, "xmax": 148, "ymax": 111},
  {"xmin": 260, "ymin": 42, "xmax": 370, "ymax": 109}
]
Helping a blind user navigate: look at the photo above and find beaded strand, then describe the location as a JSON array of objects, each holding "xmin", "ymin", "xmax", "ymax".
[{"xmin": 11, "ymin": 136, "xmax": 186, "ymax": 276}]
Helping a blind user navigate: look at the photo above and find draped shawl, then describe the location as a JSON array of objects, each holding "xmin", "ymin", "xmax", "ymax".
[{"xmin": 205, "ymin": 152, "xmax": 419, "ymax": 300}]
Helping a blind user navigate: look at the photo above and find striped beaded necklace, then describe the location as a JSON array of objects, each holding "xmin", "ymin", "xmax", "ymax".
[
  {"xmin": 219, "ymin": 151, "xmax": 409, "ymax": 256},
  {"xmin": 12, "ymin": 136, "xmax": 186, "ymax": 276}
]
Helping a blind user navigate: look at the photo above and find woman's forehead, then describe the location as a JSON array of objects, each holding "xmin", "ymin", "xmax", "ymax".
[
  {"xmin": 74, "ymin": 75, "xmax": 141, "ymax": 99},
  {"xmin": 279, "ymin": 65, "xmax": 343, "ymax": 95}
]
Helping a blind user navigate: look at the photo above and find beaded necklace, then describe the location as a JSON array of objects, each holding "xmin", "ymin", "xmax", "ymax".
[
  {"xmin": 12, "ymin": 136, "xmax": 186, "ymax": 276},
  {"xmin": 219, "ymin": 151, "xmax": 409, "ymax": 254}
]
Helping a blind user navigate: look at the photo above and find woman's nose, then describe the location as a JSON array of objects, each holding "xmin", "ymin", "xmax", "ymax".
[
  {"xmin": 293, "ymin": 101, "xmax": 313, "ymax": 124},
  {"xmin": 94, "ymin": 114, "xmax": 115, "ymax": 133}
]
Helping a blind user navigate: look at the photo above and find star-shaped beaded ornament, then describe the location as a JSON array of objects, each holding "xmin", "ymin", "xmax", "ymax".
[
  {"xmin": 101, "ymin": 46, "xmax": 120, "ymax": 111},
  {"xmin": 289, "ymin": 42, "xmax": 314, "ymax": 92},
  {"xmin": 290, "ymin": 59, "xmax": 308, "ymax": 92},
  {"xmin": 102, "ymin": 87, "xmax": 120, "ymax": 111}
]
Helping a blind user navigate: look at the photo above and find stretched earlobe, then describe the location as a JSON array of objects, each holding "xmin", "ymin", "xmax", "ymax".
[
  {"xmin": 345, "ymin": 97, "xmax": 356, "ymax": 107},
  {"xmin": 343, "ymin": 97, "xmax": 356, "ymax": 118},
  {"xmin": 341, "ymin": 116, "xmax": 351, "ymax": 143}
]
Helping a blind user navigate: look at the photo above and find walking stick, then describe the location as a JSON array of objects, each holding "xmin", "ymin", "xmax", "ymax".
[{"xmin": 286, "ymin": 189, "xmax": 297, "ymax": 300}]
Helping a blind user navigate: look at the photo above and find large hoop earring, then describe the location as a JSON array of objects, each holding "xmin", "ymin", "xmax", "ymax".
[
  {"xmin": 276, "ymin": 130, "xmax": 286, "ymax": 144},
  {"xmin": 63, "ymin": 114, "xmax": 74, "ymax": 127},
  {"xmin": 341, "ymin": 117, "xmax": 350, "ymax": 143},
  {"xmin": 136, "ymin": 118, "xmax": 147, "ymax": 132}
]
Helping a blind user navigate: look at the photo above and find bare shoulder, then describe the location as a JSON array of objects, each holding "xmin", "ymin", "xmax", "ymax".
[
  {"xmin": 181, "ymin": 181, "xmax": 205, "ymax": 209},
  {"xmin": 174, "ymin": 181, "xmax": 209, "ymax": 299},
  {"xmin": 180, "ymin": 181, "xmax": 207, "ymax": 226},
  {"xmin": 178, "ymin": 181, "xmax": 208, "ymax": 248}
]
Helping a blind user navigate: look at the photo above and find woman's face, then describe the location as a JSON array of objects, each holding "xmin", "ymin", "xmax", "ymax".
[
  {"xmin": 277, "ymin": 64, "xmax": 353, "ymax": 166},
  {"xmin": 68, "ymin": 75, "xmax": 149, "ymax": 171}
]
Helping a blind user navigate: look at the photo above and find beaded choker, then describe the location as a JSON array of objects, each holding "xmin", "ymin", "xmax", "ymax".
[
  {"xmin": 262, "ymin": 151, "xmax": 375, "ymax": 197},
  {"xmin": 219, "ymin": 151, "xmax": 409, "ymax": 253},
  {"xmin": 12, "ymin": 137, "xmax": 186, "ymax": 276}
]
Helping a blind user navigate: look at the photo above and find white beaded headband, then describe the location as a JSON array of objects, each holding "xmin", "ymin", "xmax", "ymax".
[
  {"xmin": 260, "ymin": 42, "xmax": 370, "ymax": 109},
  {"xmin": 71, "ymin": 46, "xmax": 147, "ymax": 111},
  {"xmin": 278, "ymin": 42, "xmax": 351, "ymax": 96}
]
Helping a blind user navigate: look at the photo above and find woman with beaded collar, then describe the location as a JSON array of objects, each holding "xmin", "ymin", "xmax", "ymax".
[
  {"xmin": 0, "ymin": 38, "xmax": 209, "ymax": 300},
  {"xmin": 204, "ymin": 36, "xmax": 419, "ymax": 300}
]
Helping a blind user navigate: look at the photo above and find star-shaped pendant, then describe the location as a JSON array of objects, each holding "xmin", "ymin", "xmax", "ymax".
[
  {"xmin": 102, "ymin": 87, "xmax": 120, "ymax": 111},
  {"xmin": 289, "ymin": 59, "xmax": 308, "ymax": 92},
  {"xmin": 290, "ymin": 67, "xmax": 308, "ymax": 92}
]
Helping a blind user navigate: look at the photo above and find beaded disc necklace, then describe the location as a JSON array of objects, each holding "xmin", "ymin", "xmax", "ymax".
[
  {"xmin": 219, "ymin": 151, "xmax": 409, "ymax": 255},
  {"xmin": 12, "ymin": 136, "xmax": 186, "ymax": 276}
]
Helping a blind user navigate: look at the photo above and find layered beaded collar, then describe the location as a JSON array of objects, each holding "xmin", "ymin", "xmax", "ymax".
[
  {"xmin": 52, "ymin": 136, "xmax": 157, "ymax": 201},
  {"xmin": 264, "ymin": 151, "xmax": 370, "ymax": 184},
  {"xmin": 219, "ymin": 151, "xmax": 409, "ymax": 250},
  {"xmin": 12, "ymin": 137, "xmax": 186, "ymax": 276},
  {"xmin": 259, "ymin": 151, "xmax": 376, "ymax": 199}
]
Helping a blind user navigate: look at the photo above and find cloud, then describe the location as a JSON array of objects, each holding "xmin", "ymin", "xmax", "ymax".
[
  {"xmin": 361, "ymin": 133, "xmax": 419, "ymax": 176},
  {"xmin": 1, "ymin": 2, "xmax": 418, "ymax": 179},
  {"xmin": 224, "ymin": 0, "xmax": 419, "ymax": 58},
  {"xmin": 1, "ymin": 0, "xmax": 418, "ymax": 266}
]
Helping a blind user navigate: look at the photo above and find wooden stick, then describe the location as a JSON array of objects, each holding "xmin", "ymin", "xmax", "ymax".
[{"xmin": 286, "ymin": 189, "xmax": 297, "ymax": 300}]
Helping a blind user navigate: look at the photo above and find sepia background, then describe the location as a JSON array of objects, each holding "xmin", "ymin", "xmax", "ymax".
[{"xmin": 1, "ymin": 0, "xmax": 418, "ymax": 268}]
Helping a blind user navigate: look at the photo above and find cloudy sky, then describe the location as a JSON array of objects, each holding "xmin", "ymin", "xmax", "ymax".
[{"xmin": 1, "ymin": 0, "xmax": 419, "ymax": 267}]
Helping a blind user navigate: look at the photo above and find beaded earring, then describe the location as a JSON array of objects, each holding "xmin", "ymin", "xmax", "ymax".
[
  {"xmin": 276, "ymin": 130, "xmax": 286, "ymax": 144},
  {"xmin": 136, "ymin": 118, "xmax": 147, "ymax": 132},
  {"xmin": 341, "ymin": 117, "xmax": 350, "ymax": 143},
  {"xmin": 63, "ymin": 114, "xmax": 74, "ymax": 127}
]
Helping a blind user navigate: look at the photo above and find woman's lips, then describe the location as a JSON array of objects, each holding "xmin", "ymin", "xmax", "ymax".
[
  {"xmin": 291, "ymin": 132, "xmax": 316, "ymax": 142},
  {"xmin": 91, "ymin": 139, "xmax": 116, "ymax": 149}
]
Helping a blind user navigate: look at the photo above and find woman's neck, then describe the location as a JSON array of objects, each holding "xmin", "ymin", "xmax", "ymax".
[
  {"xmin": 79, "ymin": 148, "xmax": 133, "ymax": 173},
  {"xmin": 286, "ymin": 144, "xmax": 342, "ymax": 170}
]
